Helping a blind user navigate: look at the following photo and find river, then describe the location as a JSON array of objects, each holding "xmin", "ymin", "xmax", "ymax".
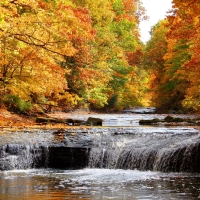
[{"xmin": 0, "ymin": 112, "xmax": 200, "ymax": 199}]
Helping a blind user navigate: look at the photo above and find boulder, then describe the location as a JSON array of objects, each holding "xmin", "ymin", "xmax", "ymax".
[
  {"xmin": 36, "ymin": 116, "xmax": 103, "ymax": 126},
  {"xmin": 139, "ymin": 115, "xmax": 198, "ymax": 125},
  {"xmin": 36, "ymin": 116, "xmax": 67, "ymax": 124},
  {"xmin": 86, "ymin": 117, "xmax": 103, "ymax": 126}
]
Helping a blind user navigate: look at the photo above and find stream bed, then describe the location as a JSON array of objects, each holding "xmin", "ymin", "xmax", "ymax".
[{"xmin": 0, "ymin": 112, "xmax": 200, "ymax": 199}]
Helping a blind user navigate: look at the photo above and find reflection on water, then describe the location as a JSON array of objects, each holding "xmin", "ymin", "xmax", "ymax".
[
  {"xmin": 48, "ymin": 112, "xmax": 200, "ymax": 127},
  {"xmin": 1, "ymin": 112, "xmax": 200, "ymax": 199},
  {"xmin": 0, "ymin": 168, "xmax": 200, "ymax": 200},
  {"xmin": 0, "ymin": 170, "xmax": 90, "ymax": 200}
]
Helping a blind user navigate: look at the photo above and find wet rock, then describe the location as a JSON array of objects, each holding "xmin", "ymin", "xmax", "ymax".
[
  {"xmin": 139, "ymin": 115, "xmax": 198, "ymax": 125},
  {"xmin": 6, "ymin": 144, "xmax": 25, "ymax": 155},
  {"xmin": 53, "ymin": 128, "xmax": 65, "ymax": 134},
  {"xmin": 86, "ymin": 117, "xmax": 103, "ymax": 126},
  {"xmin": 139, "ymin": 118, "xmax": 160, "ymax": 125},
  {"xmin": 48, "ymin": 147, "xmax": 90, "ymax": 169},
  {"xmin": 36, "ymin": 116, "xmax": 90, "ymax": 126},
  {"xmin": 36, "ymin": 116, "xmax": 67, "ymax": 124},
  {"xmin": 164, "ymin": 115, "xmax": 174, "ymax": 122},
  {"xmin": 73, "ymin": 119, "xmax": 86, "ymax": 126},
  {"xmin": 0, "ymin": 144, "xmax": 48, "ymax": 170}
]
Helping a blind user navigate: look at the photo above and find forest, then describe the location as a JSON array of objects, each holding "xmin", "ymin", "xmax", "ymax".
[{"xmin": 0, "ymin": 0, "xmax": 199, "ymax": 114}]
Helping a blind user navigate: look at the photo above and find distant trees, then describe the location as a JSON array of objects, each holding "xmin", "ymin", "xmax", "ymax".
[
  {"xmin": 1, "ymin": 0, "xmax": 199, "ymax": 114},
  {"xmin": 143, "ymin": 0, "xmax": 200, "ymax": 112},
  {"xmin": 69, "ymin": 0, "xmax": 145, "ymax": 110}
]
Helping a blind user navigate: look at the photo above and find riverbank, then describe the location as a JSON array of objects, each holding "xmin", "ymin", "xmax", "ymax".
[
  {"xmin": 0, "ymin": 109, "xmax": 94, "ymax": 129},
  {"xmin": 0, "ymin": 109, "xmax": 71, "ymax": 129},
  {"xmin": 0, "ymin": 109, "xmax": 34, "ymax": 127},
  {"xmin": 0, "ymin": 108, "xmax": 200, "ymax": 129}
]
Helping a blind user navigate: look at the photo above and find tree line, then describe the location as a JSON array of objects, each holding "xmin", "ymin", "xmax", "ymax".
[
  {"xmin": 144, "ymin": 0, "xmax": 200, "ymax": 112},
  {"xmin": 0, "ymin": 0, "xmax": 199, "ymax": 114}
]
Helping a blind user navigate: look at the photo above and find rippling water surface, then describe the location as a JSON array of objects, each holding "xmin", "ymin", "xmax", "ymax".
[
  {"xmin": 1, "ymin": 168, "xmax": 200, "ymax": 200},
  {"xmin": 1, "ymin": 112, "xmax": 200, "ymax": 199}
]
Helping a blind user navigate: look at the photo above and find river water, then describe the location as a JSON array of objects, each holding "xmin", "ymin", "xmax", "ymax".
[
  {"xmin": 1, "ymin": 169, "xmax": 200, "ymax": 199},
  {"xmin": 0, "ymin": 112, "xmax": 200, "ymax": 199}
]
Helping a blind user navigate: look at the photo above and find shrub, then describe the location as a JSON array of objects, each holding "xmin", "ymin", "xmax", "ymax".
[{"xmin": 4, "ymin": 94, "xmax": 32, "ymax": 113}]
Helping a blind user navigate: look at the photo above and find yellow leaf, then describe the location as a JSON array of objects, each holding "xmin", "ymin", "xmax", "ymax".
[{"xmin": 194, "ymin": 16, "xmax": 199, "ymax": 25}]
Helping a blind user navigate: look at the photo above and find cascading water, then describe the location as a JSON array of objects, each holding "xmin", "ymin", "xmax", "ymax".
[
  {"xmin": 0, "ymin": 128, "xmax": 92, "ymax": 170},
  {"xmin": 1, "ymin": 113, "xmax": 200, "ymax": 200},
  {"xmin": 0, "ymin": 113, "xmax": 200, "ymax": 172},
  {"xmin": 0, "ymin": 144, "xmax": 49, "ymax": 170},
  {"xmin": 88, "ymin": 127, "xmax": 200, "ymax": 172}
]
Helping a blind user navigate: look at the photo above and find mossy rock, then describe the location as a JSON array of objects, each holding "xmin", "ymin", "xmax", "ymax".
[
  {"xmin": 152, "ymin": 118, "xmax": 160, "ymax": 123},
  {"xmin": 172, "ymin": 117, "xmax": 184, "ymax": 122},
  {"xmin": 86, "ymin": 117, "xmax": 103, "ymax": 126},
  {"xmin": 164, "ymin": 115, "xmax": 174, "ymax": 122},
  {"xmin": 186, "ymin": 119, "xmax": 196, "ymax": 124}
]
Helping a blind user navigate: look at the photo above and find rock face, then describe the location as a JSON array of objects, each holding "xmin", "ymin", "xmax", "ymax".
[
  {"xmin": 115, "ymin": 141, "xmax": 200, "ymax": 172},
  {"xmin": 0, "ymin": 126, "xmax": 200, "ymax": 172},
  {"xmin": 0, "ymin": 144, "xmax": 48, "ymax": 170},
  {"xmin": 0, "ymin": 144, "xmax": 90, "ymax": 170},
  {"xmin": 86, "ymin": 117, "xmax": 103, "ymax": 126},
  {"xmin": 139, "ymin": 115, "xmax": 200, "ymax": 125},
  {"xmin": 36, "ymin": 116, "xmax": 103, "ymax": 126},
  {"xmin": 36, "ymin": 117, "xmax": 79, "ymax": 125},
  {"xmin": 48, "ymin": 147, "xmax": 90, "ymax": 169}
]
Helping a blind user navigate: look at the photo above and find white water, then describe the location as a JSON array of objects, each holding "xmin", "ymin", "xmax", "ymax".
[{"xmin": 0, "ymin": 113, "xmax": 200, "ymax": 199}]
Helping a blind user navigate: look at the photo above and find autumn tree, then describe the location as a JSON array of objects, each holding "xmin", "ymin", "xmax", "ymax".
[
  {"xmin": 0, "ymin": 0, "xmax": 146, "ymax": 113},
  {"xmin": 143, "ymin": 20, "xmax": 169, "ymax": 108},
  {"xmin": 65, "ymin": 0, "xmax": 145, "ymax": 110},
  {"xmin": 64, "ymin": 0, "xmax": 114, "ymax": 108},
  {"xmin": 0, "ymin": 0, "xmax": 94, "ymax": 112},
  {"xmin": 143, "ymin": 0, "xmax": 200, "ymax": 112},
  {"xmin": 170, "ymin": 0, "xmax": 200, "ymax": 111},
  {"xmin": 108, "ymin": 0, "xmax": 143, "ymax": 109},
  {"xmin": 163, "ymin": 0, "xmax": 200, "ymax": 111}
]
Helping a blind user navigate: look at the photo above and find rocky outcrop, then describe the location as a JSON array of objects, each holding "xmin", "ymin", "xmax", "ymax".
[
  {"xmin": 48, "ymin": 147, "xmax": 90, "ymax": 169},
  {"xmin": 36, "ymin": 116, "xmax": 103, "ymax": 126},
  {"xmin": 0, "ymin": 144, "xmax": 90, "ymax": 170},
  {"xmin": 0, "ymin": 125, "xmax": 200, "ymax": 172},
  {"xmin": 0, "ymin": 144, "xmax": 48, "ymax": 170},
  {"xmin": 139, "ymin": 115, "xmax": 200, "ymax": 125},
  {"xmin": 86, "ymin": 117, "xmax": 103, "ymax": 126}
]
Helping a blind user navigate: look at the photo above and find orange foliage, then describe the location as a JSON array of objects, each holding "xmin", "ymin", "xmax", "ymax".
[{"xmin": 165, "ymin": 0, "xmax": 200, "ymax": 110}]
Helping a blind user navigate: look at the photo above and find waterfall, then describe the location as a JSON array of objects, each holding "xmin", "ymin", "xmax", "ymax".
[
  {"xmin": 0, "ymin": 144, "xmax": 49, "ymax": 170},
  {"xmin": 88, "ymin": 128, "xmax": 200, "ymax": 172},
  {"xmin": 0, "ymin": 126, "xmax": 200, "ymax": 172}
]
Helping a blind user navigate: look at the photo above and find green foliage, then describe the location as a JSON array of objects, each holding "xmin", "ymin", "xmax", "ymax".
[
  {"xmin": 0, "ymin": 0, "xmax": 145, "ymax": 113},
  {"xmin": 111, "ymin": 19, "xmax": 137, "ymax": 50},
  {"xmin": 3, "ymin": 95, "xmax": 32, "ymax": 113},
  {"xmin": 107, "ymin": 94, "xmax": 118, "ymax": 109},
  {"xmin": 113, "ymin": 0, "xmax": 124, "ymax": 15}
]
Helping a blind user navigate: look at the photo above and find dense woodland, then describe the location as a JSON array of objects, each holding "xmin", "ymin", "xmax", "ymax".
[{"xmin": 0, "ymin": 0, "xmax": 199, "ymax": 114}]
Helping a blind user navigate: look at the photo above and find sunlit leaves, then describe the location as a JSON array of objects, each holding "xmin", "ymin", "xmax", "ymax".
[
  {"xmin": 143, "ymin": 20, "xmax": 169, "ymax": 107},
  {"xmin": 165, "ymin": 0, "xmax": 200, "ymax": 111},
  {"xmin": 144, "ymin": 0, "xmax": 200, "ymax": 112},
  {"xmin": 0, "ymin": 0, "xmax": 146, "ymax": 112},
  {"xmin": 0, "ymin": 0, "xmax": 95, "ymax": 111}
]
